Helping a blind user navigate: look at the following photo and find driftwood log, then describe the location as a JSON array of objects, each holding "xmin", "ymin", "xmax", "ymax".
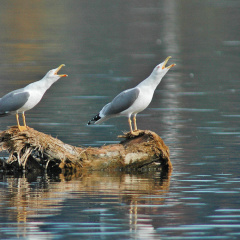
[{"xmin": 0, "ymin": 126, "xmax": 172, "ymax": 173}]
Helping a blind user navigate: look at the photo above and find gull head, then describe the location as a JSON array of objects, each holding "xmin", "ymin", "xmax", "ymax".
[
  {"xmin": 153, "ymin": 56, "xmax": 176, "ymax": 77},
  {"xmin": 45, "ymin": 64, "xmax": 68, "ymax": 82}
]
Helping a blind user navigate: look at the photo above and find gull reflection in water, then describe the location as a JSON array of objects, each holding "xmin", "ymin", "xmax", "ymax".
[{"xmin": 2, "ymin": 169, "xmax": 172, "ymax": 238}]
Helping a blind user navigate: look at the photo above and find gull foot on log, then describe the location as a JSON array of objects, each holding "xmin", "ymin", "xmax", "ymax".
[{"xmin": 118, "ymin": 130, "xmax": 145, "ymax": 138}]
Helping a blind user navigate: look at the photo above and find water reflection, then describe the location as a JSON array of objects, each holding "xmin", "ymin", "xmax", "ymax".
[
  {"xmin": 3, "ymin": 170, "xmax": 240, "ymax": 239},
  {"xmin": 0, "ymin": 170, "xmax": 171, "ymax": 239}
]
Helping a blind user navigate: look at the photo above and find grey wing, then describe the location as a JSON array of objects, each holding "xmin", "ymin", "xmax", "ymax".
[
  {"xmin": 0, "ymin": 89, "xmax": 30, "ymax": 114},
  {"xmin": 102, "ymin": 88, "xmax": 140, "ymax": 115}
]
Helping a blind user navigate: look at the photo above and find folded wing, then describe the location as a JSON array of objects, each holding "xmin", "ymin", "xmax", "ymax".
[
  {"xmin": 0, "ymin": 89, "xmax": 30, "ymax": 116},
  {"xmin": 102, "ymin": 88, "xmax": 140, "ymax": 116}
]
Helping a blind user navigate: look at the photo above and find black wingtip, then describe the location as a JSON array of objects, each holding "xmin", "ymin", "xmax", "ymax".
[
  {"xmin": 0, "ymin": 112, "xmax": 11, "ymax": 117},
  {"xmin": 87, "ymin": 113, "xmax": 101, "ymax": 125}
]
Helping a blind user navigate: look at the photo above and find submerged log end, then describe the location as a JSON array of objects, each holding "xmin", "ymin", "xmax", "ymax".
[
  {"xmin": 119, "ymin": 130, "xmax": 171, "ymax": 169},
  {"xmin": 0, "ymin": 126, "xmax": 172, "ymax": 173}
]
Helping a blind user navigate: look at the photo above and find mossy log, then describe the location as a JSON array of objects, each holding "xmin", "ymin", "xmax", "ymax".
[{"xmin": 0, "ymin": 126, "xmax": 172, "ymax": 173}]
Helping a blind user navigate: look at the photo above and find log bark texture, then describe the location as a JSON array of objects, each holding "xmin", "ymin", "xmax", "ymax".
[{"xmin": 0, "ymin": 126, "xmax": 172, "ymax": 173}]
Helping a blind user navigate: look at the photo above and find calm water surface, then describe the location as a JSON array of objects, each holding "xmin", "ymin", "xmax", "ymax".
[{"xmin": 0, "ymin": 0, "xmax": 240, "ymax": 239}]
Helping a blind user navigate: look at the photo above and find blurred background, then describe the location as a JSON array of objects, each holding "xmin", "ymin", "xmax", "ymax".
[{"xmin": 0, "ymin": 0, "xmax": 240, "ymax": 239}]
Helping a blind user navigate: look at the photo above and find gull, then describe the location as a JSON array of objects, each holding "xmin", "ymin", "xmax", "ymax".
[
  {"xmin": 0, "ymin": 64, "xmax": 67, "ymax": 131},
  {"xmin": 88, "ymin": 56, "xmax": 175, "ymax": 134}
]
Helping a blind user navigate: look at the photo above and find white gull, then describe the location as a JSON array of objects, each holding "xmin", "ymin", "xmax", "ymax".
[{"xmin": 88, "ymin": 56, "xmax": 175, "ymax": 134}]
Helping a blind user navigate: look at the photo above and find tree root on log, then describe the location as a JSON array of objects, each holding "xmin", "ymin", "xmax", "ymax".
[{"xmin": 0, "ymin": 126, "xmax": 172, "ymax": 173}]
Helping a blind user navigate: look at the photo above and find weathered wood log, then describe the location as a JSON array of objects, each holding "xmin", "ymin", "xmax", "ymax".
[{"xmin": 0, "ymin": 126, "xmax": 172, "ymax": 173}]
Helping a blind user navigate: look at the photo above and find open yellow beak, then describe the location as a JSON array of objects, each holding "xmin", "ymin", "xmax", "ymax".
[
  {"xmin": 55, "ymin": 64, "xmax": 68, "ymax": 77},
  {"xmin": 162, "ymin": 56, "xmax": 176, "ymax": 70}
]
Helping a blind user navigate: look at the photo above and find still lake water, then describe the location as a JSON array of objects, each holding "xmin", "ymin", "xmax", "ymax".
[{"xmin": 1, "ymin": 0, "xmax": 240, "ymax": 239}]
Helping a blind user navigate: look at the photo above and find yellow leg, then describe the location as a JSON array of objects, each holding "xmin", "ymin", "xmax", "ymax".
[
  {"xmin": 16, "ymin": 113, "xmax": 27, "ymax": 131},
  {"xmin": 22, "ymin": 112, "xmax": 27, "ymax": 127},
  {"xmin": 133, "ymin": 115, "xmax": 137, "ymax": 131},
  {"xmin": 16, "ymin": 114, "xmax": 21, "ymax": 129},
  {"xmin": 128, "ymin": 117, "xmax": 133, "ymax": 134}
]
